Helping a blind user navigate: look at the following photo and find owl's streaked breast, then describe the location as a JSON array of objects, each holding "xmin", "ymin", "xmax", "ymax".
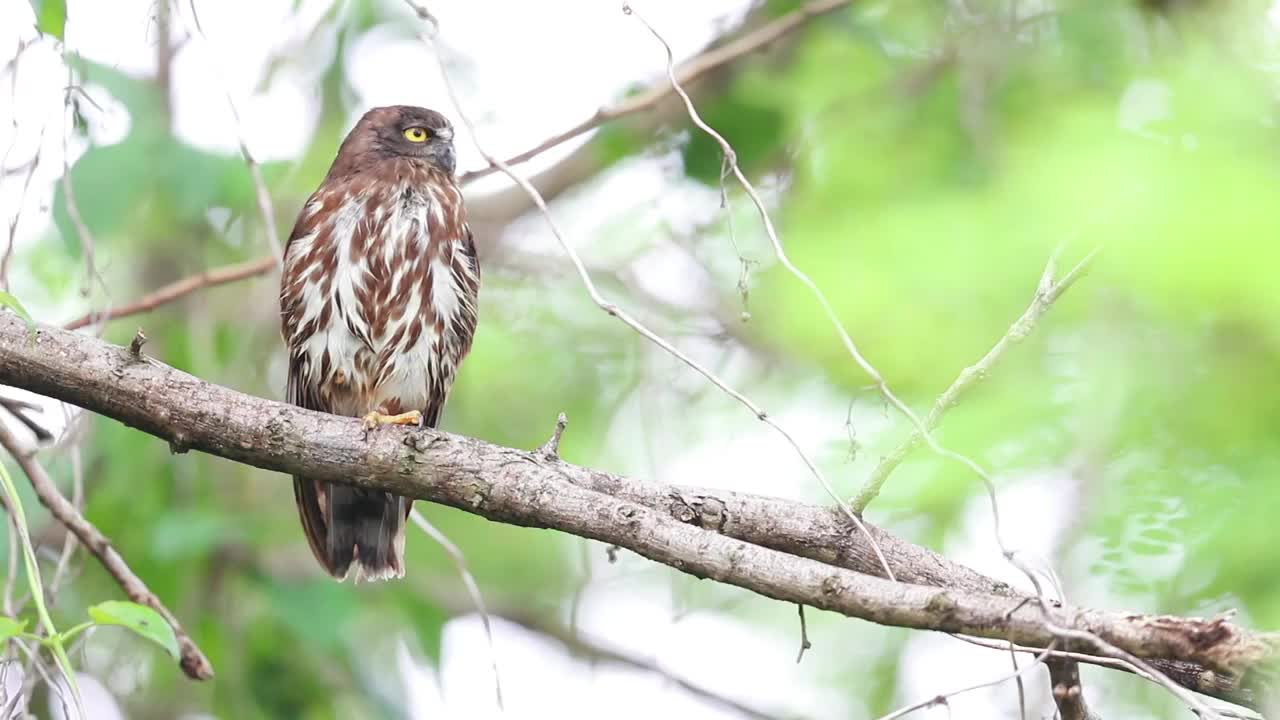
[{"xmin": 280, "ymin": 171, "xmax": 479, "ymax": 420}]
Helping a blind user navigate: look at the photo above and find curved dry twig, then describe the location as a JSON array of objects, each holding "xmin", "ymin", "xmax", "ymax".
[
  {"xmin": 876, "ymin": 642, "xmax": 1057, "ymax": 720},
  {"xmin": 619, "ymin": 8, "xmax": 1163, "ymax": 716},
  {"xmin": 623, "ymin": 1, "xmax": 1019, "ymax": 555},
  {"xmin": 61, "ymin": 77, "xmax": 110, "ymax": 303},
  {"xmin": 417, "ymin": 6, "xmax": 897, "ymax": 584},
  {"xmin": 63, "ymin": 255, "xmax": 275, "ymax": 330},
  {"xmin": 1, "ymin": 121, "xmax": 42, "ymax": 292},
  {"xmin": 851, "ymin": 245, "xmax": 1102, "ymax": 511},
  {"xmin": 407, "ymin": 509, "xmax": 503, "ymax": 709}
]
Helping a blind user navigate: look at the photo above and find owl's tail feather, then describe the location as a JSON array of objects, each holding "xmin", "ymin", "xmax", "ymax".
[{"xmin": 293, "ymin": 478, "xmax": 408, "ymax": 582}]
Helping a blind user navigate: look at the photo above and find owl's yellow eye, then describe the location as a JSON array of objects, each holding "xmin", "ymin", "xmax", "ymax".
[{"xmin": 403, "ymin": 127, "xmax": 429, "ymax": 143}]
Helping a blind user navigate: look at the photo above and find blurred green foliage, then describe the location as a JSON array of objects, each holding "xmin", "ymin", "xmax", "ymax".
[
  {"xmin": 5, "ymin": 0, "xmax": 1280, "ymax": 717},
  {"xmin": 32, "ymin": 0, "xmax": 65, "ymax": 41}
]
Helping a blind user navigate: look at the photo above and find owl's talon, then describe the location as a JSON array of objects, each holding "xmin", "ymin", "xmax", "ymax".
[{"xmin": 361, "ymin": 410, "xmax": 423, "ymax": 434}]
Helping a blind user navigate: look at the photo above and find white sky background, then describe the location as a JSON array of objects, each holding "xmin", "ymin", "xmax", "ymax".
[{"xmin": 0, "ymin": 0, "xmax": 1190, "ymax": 718}]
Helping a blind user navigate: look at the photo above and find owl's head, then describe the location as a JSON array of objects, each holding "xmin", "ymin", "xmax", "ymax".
[{"xmin": 337, "ymin": 105, "xmax": 457, "ymax": 176}]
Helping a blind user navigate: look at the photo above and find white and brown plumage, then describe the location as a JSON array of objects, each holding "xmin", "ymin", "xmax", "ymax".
[{"xmin": 280, "ymin": 106, "xmax": 480, "ymax": 581}]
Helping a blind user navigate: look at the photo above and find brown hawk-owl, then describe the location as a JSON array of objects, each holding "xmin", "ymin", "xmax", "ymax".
[{"xmin": 279, "ymin": 106, "xmax": 480, "ymax": 581}]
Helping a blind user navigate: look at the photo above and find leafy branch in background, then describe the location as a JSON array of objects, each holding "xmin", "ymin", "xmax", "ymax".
[{"xmin": 85, "ymin": 600, "xmax": 181, "ymax": 660}]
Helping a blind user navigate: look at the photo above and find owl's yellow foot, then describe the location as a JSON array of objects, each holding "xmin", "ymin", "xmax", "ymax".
[{"xmin": 361, "ymin": 410, "xmax": 423, "ymax": 433}]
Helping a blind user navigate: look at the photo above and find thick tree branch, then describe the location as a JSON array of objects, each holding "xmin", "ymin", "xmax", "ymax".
[{"xmin": 0, "ymin": 313, "xmax": 1275, "ymax": 708}]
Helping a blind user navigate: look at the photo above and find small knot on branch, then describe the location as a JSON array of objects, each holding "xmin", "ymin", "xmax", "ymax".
[
  {"xmin": 179, "ymin": 640, "xmax": 216, "ymax": 680},
  {"xmin": 537, "ymin": 412, "xmax": 568, "ymax": 459},
  {"xmin": 128, "ymin": 328, "xmax": 148, "ymax": 360}
]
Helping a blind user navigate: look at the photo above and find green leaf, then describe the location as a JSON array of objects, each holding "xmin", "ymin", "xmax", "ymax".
[
  {"xmin": 88, "ymin": 601, "xmax": 179, "ymax": 660},
  {"xmin": 31, "ymin": 0, "xmax": 66, "ymax": 40},
  {"xmin": 0, "ymin": 616, "xmax": 27, "ymax": 644},
  {"xmin": 0, "ymin": 291, "xmax": 34, "ymax": 329}
]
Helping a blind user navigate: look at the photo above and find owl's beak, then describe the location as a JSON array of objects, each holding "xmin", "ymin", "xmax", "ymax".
[{"xmin": 436, "ymin": 144, "xmax": 457, "ymax": 175}]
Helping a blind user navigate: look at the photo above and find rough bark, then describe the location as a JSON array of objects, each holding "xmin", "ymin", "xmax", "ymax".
[{"xmin": 0, "ymin": 313, "xmax": 1274, "ymax": 709}]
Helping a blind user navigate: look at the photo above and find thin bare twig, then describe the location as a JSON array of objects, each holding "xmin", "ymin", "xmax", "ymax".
[
  {"xmin": 1, "ymin": 41, "xmax": 39, "ymax": 292},
  {"xmin": 1009, "ymin": 643, "xmax": 1027, "ymax": 720},
  {"xmin": 795, "ymin": 604, "xmax": 811, "ymax": 663},
  {"xmin": 416, "ymin": 4, "xmax": 898, "ymax": 585},
  {"xmin": 61, "ymin": 67, "xmax": 110, "ymax": 303},
  {"xmin": 622, "ymin": 10, "xmax": 1161, "ymax": 716},
  {"xmin": 1, "ymin": 136, "xmax": 41, "ymax": 293},
  {"xmin": 851, "ymin": 246, "xmax": 1102, "ymax": 511},
  {"xmin": 48, "ymin": 443, "xmax": 85, "ymax": 596},
  {"xmin": 1207, "ymin": 709, "xmax": 1263, "ymax": 720},
  {"xmin": 63, "ymin": 255, "xmax": 275, "ymax": 330},
  {"xmin": 13, "ymin": 639, "xmax": 67, "ymax": 720},
  {"xmin": 408, "ymin": 509, "xmax": 503, "ymax": 710},
  {"xmin": 0, "ymin": 657, "xmax": 25, "ymax": 718},
  {"xmin": 0, "ymin": 425, "xmax": 214, "ymax": 681},
  {"xmin": 876, "ymin": 642, "xmax": 1058, "ymax": 720},
  {"xmin": 950, "ymin": 634, "xmax": 1254, "ymax": 710},
  {"xmin": 625, "ymin": 2, "xmax": 1026, "ymax": 565}
]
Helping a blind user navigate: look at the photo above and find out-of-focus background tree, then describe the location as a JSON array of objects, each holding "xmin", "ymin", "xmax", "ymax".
[{"xmin": 2, "ymin": 0, "xmax": 1279, "ymax": 717}]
